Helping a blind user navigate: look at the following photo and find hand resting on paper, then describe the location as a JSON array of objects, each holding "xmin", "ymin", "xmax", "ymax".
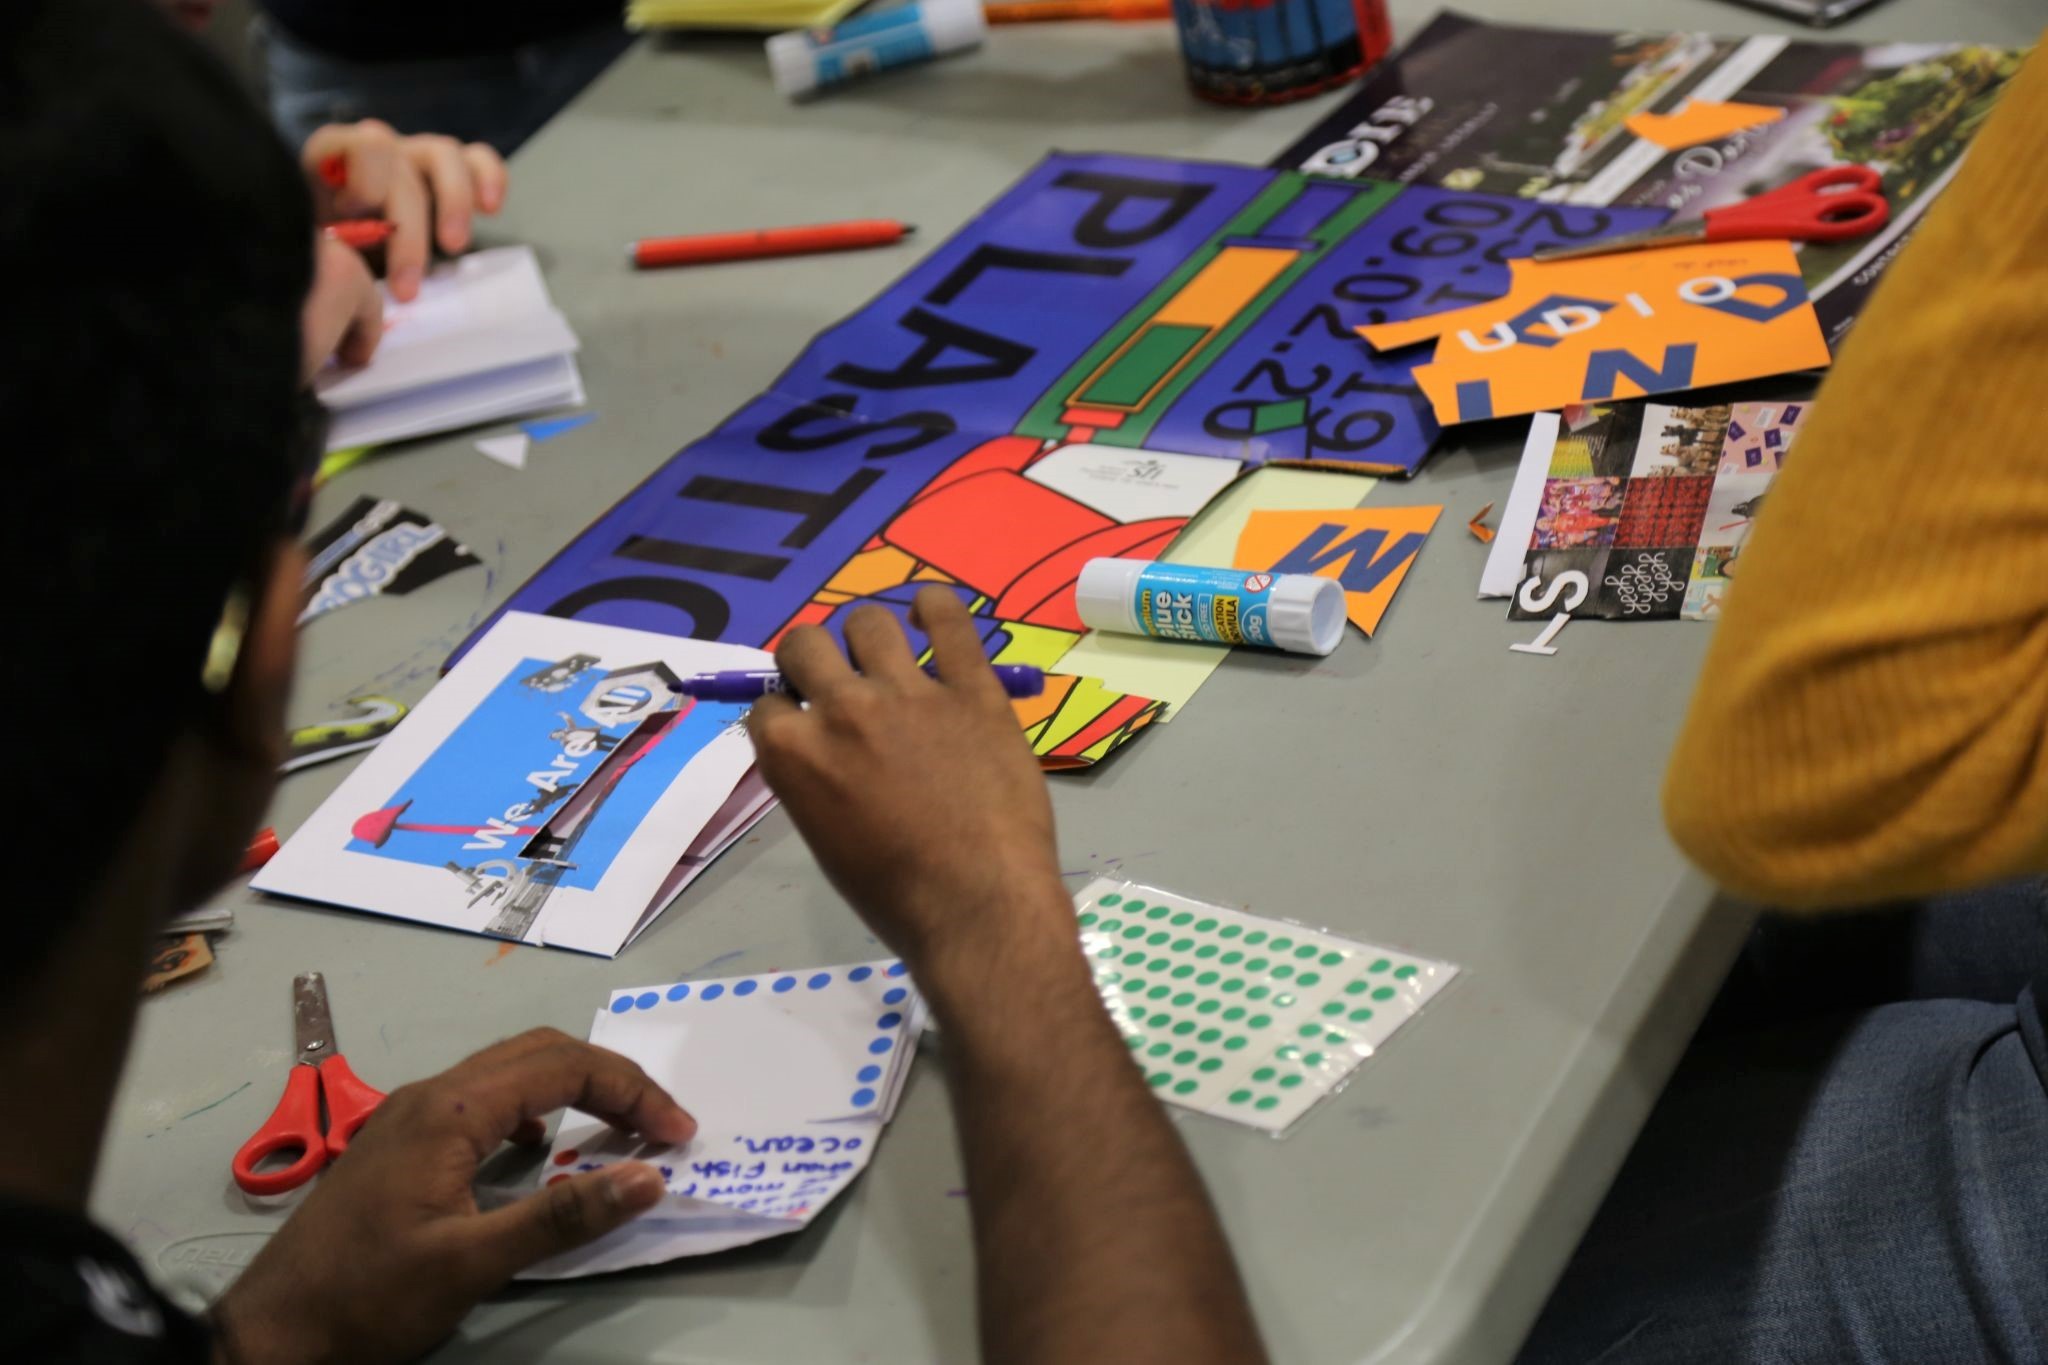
[
  {"xmin": 210, "ymin": 1029, "xmax": 692, "ymax": 1365},
  {"xmin": 302, "ymin": 121, "xmax": 509, "ymax": 303},
  {"xmin": 748, "ymin": 588, "xmax": 1269, "ymax": 1365},
  {"xmin": 300, "ymin": 234, "xmax": 384, "ymax": 383}
]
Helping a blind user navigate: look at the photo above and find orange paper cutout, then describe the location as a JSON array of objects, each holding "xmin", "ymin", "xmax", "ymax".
[
  {"xmin": 1467, "ymin": 502, "xmax": 1496, "ymax": 544},
  {"xmin": 1357, "ymin": 241, "xmax": 1829, "ymax": 428},
  {"xmin": 1233, "ymin": 506, "xmax": 1441, "ymax": 638},
  {"xmin": 1625, "ymin": 99, "xmax": 1785, "ymax": 150}
]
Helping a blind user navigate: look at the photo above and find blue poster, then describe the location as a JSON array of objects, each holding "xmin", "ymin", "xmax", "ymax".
[{"xmin": 457, "ymin": 153, "xmax": 1661, "ymax": 671}]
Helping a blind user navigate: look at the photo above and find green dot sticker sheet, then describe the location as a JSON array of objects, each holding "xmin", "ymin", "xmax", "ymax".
[{"xmin": 1076, "ymin": 878, "xmax": 1458, "ymax": 1134}]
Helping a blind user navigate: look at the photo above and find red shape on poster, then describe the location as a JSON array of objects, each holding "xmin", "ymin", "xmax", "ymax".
[
  {"xmin": 351, "ymin": 799, "xmax": 537, "ymax": 848},
  {"xmin": 909, "ymin": 434, "xmax": 1044, "ymax": 506},
  {"xmin": 887, "ymin": 468, "xmax": 1183, "ymax": 630}
]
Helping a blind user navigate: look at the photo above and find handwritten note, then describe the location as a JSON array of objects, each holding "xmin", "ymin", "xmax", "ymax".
[{"xmin": 518, "ymin": 961, "xmax": 925, "ymax": 1278}]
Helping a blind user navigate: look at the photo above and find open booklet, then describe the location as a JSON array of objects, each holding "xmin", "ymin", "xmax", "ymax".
[
  {"xmin": 315, "ymin": 246, "xmax": 584, "ymax": 452},
  {"xmin": 255, "ymin": 612, "xmax": 770, "ymax": 956}
]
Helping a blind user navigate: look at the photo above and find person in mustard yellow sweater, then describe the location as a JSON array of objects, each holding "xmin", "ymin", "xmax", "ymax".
[{"xmin": 1517, "ymin": 38, "xmax": 2047, "ymax": 1365}]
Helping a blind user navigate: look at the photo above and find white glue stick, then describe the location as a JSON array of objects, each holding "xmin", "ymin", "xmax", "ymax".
[
  {"xmin": 767, "ymin": 0, "xmax": 987, "ymax": 100},
  {"xmin": 1075, "ymin": 558, "xmax": 1346, "ymax": 657}
]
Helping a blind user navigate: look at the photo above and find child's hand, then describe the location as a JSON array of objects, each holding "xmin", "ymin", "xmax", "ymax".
[
  {"xmin": 300, "ymin": 121, "xmax": 509, "ymax": 302},
  {"xmin": 212, "ymin": 1029, "xmax": 692, "ymax": 1365},
  {"xmin": 747, "ymin": 588, "xmax": 1077, "ymax": 999}
]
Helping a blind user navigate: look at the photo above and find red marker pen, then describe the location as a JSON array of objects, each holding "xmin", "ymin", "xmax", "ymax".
[
  {"xmin": 316, "ymin": 155, "xmax": 392, "ymax": 252},
  {"xmin": 629, "ymin": 219, "xmax": 915, "ymax": 270},
  {"xmin": 241, "ymin": 826, "xmax": 280, "ymax": 873},
  {"xmin": 323, "ymin": 220, "xmax": 394, "ymax": 251}
]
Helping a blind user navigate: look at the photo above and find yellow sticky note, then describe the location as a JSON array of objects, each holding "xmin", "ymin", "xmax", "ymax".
[
  {"xmin": 1234, "ymin": 506, "xmax": 1440, "ymax": 638},
  {"xmin": 1625, "ymin": 99, "xmax": 1785, "ymax": 150},
  {"xmin": 1357, "ymin": 241, "xmax": 1830, "ymax": 427},
  {"xmin": 626, "ymin": 0, "xmax": 864, "ymax": 30}
]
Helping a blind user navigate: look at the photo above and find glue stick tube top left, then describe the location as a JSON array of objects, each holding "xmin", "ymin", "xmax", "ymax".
[
  {"xmin": 766, "ymin": 0, "xmax": 988, "ymax": 99},
  {"xmin": 1074, "ymin": 557, "xmax": 1345, "ymax": 656}
]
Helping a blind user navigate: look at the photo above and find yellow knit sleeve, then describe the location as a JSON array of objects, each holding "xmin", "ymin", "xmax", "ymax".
[{"xmin": 1662, "ymin": 39, "xmax": 2048, "ymax": 909}]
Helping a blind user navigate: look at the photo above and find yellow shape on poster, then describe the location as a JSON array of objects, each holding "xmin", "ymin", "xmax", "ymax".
[
  {"xmin": 1357, "ymin": 240, "xmax": 1830, "ymax": 428},
  {"xmin": 1625, "ymin": 99, "xmax": 1784, "ymax": 150},
  {"xmin": 1033, "ymin": 673, "xmax": 1132, "ymax": 753},
  {"xmin": 823, "ymin": 544, "xmax": 921, "ymax": 598},
  {"xmin": 1234, "ymin": 505, "xmax": 1440, "ymax": 638},
  {"xmin": 1053, "ymin": 467, "xmax": 1374, "ymax": 718},
  {"xmin": 992, "ymin": 621, "xmax": 1085, "ymax": 671}
]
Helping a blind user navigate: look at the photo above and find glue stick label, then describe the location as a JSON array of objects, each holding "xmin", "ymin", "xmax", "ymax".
[
  {"xmin": 808, "ymin": 6, "xmax": 936, "ymax": 84},
  {"xmin": 1133, "ymin": 564, "xmax": 1277, "ymax": 648}
]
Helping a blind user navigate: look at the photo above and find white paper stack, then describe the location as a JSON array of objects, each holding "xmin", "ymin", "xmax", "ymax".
[
  {"xmin": 520, "ymin": 960, "xmax": 927, "ymax": 1277},
  {"xmin": 316, "ymin": 247, "xmax": 584, "ymax": 452},
  {"xmin": 255, "ymin": 613, "xmax": 772, "ymax": 957}
]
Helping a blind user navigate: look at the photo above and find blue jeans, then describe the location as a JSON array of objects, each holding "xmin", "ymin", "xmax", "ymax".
[
  {"xmin": 1519, "ymin": 880, "xmax": 2048, "ymax": 1364},
  {"xmin": 261, "ymin": 19, "xmax": 635, "ymax": 155}
]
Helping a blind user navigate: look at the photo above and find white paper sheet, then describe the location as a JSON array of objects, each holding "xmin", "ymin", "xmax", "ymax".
[
  {"xmin": 474, "ymin": 432, "xmax": 532, "ymax": 470},
  {"xmin": 254, "ymin": 613, "xmax": 768, "ymax": 957},
  {"xmin": 1479, "ymin": 412, "xmax": 1561, "ymax": 599},
  {"xmin": 518, "ymin": 961, "xmax": 925, "ymax": 1278}
]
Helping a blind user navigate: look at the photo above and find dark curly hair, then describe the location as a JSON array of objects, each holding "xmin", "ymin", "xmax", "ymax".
[{"xmin": 2, "ymin": 0, "xmax": 312, "ymax": 966}]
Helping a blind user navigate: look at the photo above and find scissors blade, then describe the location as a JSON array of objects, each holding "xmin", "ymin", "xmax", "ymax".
[
  {"xmin": 1532, "ymin": 221, "xmax": 1707, "ymax": 263},
  {"xmin": 291, "ymin": 972, "xmax": 337, "ymax": 1062}
]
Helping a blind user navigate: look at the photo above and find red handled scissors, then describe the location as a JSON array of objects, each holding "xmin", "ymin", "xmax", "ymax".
[
  {"xmin": 232, "ymin": 973, "xmax": 386, "ymax": 1196},
  {"xmin": 1534, "ymin": 164, "xmax": 1890, "ymax": 262}
]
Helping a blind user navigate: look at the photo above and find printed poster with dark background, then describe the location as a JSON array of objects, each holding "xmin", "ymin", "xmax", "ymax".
[{"xmin": 1273, "ymin": 11, "xmax": 2026, "ymax": 350}]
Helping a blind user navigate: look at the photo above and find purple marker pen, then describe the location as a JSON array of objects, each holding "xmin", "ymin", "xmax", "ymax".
[{"xmin": 671, "ymin": 663, "xmax": 1045, "ymax": 703}]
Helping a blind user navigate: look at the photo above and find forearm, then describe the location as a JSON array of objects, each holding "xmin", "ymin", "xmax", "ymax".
[
  {"xmin": 1663, "ymin": 42, "xmax": 2048, "ymax": 907},
  {"xmin": 922, "ymin": 891, "xmax": 1267, "ymax": 1365}
]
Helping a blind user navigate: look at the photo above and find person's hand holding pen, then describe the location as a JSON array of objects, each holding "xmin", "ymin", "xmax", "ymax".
[
  {"xmin": 745, "ymin": 588, "xmax": 1269, "ymax": 1364},
  {"xmin": 300, "ymin": 120, "xmax": 509, "ymax": 301}
]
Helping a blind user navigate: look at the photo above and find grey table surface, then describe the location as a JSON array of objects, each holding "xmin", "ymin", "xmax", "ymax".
[{"xmin": 94, "ymin": 1, "xmax": 2035, "ymax": 1361}]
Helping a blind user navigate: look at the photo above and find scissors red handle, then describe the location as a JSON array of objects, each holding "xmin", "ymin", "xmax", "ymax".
[
  {"xmin": 230, "ymin": 1056, "xmax": 386, "ymax": 1195},
  {"xmin": 317, "ymin": 1055, "xmax": 386, "ymax": 1157},
  {"xmin": 1703, "ymin": 164, "xmax": 1889, "ymax": 245},
  {"xmin": 233, "ymin": 1065, "xmax": 325, "ymax": 1196}
]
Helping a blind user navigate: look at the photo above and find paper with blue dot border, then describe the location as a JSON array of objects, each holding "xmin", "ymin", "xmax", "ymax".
[
  {"xmin": 523, "ymin": 960, "xmax": 924, "ymax": 1277},
  {"xmin": 1075, "ymin": 878, "xmax": 1458, "ymax": 1135}
]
